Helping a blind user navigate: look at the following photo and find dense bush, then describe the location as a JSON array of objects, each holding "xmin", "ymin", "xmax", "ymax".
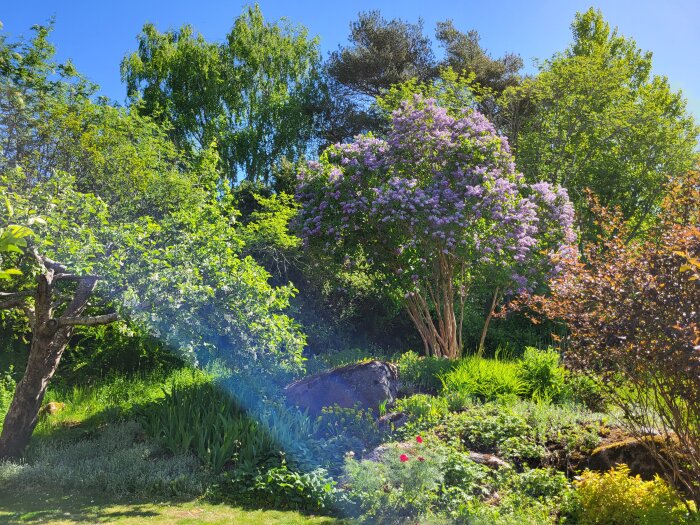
[
  {"xmin": 60, "ymin": 323, "xmax": 183, "ymax": 382},
  {"xmin": 531, "ymin": 176, "xmax": 700, "ymax": 503},
  {"xmin": 509, "ymin": 467, "xmax": 573, "ymax": 504},
  {"xmin": 518, "ymin": 347, "xmax": 567, "ymax": 402},
  {"xmin": 219, "ymin": 462, "xmax": 341, "ymax": 514},
  {"xmin": 571, "ymin": 465, "xmax": 690, "ymax": 525},
  {"xmin": 396, "ymin": 351, "xmax": 455, "ymax": 394},
  {"xmin": 564, "ymin": 373, "xmax": 607, "ymax": 412},
  {"xmin": 313, "ymin": 404, "xmax": 383, "ymax": 467},
  {"xmin": 395, "ymin": 394, "xmax": 449, "ymax": 424},
  {"xmin": 418, "ymin": 398, "xmax": 604, "ymax": 474},
  {"xmin": 437, "ymin": 403, "xmax": 530, "ymax": 452},
  {"xmin": 344, "ymin": 438, "xmax": 446, "ymax": 524},
  {"xmin": 343, "ymin": 434, "xmax": 582, "ymax": 524}
]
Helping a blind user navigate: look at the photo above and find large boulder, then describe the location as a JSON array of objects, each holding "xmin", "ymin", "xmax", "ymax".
[
  {"xmin": 285, "ymin": 360, "xmax": 398, "ymax": 416},
  {"xmin": 586, "ymin": 432, "xmax": 673, "ymax": 480}
]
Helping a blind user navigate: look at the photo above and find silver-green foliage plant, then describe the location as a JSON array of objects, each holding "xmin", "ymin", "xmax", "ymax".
[{"xmin": 0, "ymin": 421, "xmax": 204, "ymax": 498}]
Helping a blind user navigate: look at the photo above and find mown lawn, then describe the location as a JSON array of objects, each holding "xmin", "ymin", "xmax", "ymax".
[{"xmin": 0, "ymin": 489, "xmax": 342, "ymax": 525}]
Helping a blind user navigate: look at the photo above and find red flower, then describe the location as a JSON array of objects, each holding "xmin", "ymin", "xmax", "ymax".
[
  {"xmin": 418, "ymin": 456, "xmax": 425, "ymax": 462},
  {"xmin": 399, "ymin": 454, "xmax": 409, "ymax": 462},
  {"xmin": 416, "ymin": 436, "xmax": 423, "ymax": 444}
]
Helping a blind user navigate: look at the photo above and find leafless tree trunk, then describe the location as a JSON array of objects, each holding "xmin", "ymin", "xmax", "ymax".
[
  {"xmin": 0, "ymin": 252, "xmax": 116, "ymax": 458},
  {"xmin": 478, "ymin": 287, "xmax": 500, "ymax": 357},
  {"xmin": 404, "ymin": 254, "xmax": 464, "ymax": 359}
]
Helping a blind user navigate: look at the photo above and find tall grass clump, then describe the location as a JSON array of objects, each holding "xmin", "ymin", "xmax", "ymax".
[
  {"xmin": 140, "ymin": 380, "xmax": 280, "ymax": 473},
  {"xmin": 518, "ymin": 347, "xmax": 567, "ymax": 402},
  {"xmin": 33, "ymin": 367, "xmax": 204, "ymax": 436},
  {"xmin": 440, "ymin": 353, "xmax": 526, "ymax": 404}
]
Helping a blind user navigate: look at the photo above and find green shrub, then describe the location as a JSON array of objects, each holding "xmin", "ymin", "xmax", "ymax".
[
  {"xmin": 518, "ymin": 347, "xmax": 567, "ymax": 401},
  {"xmin": 314, "ymin": 404, "xmax": 382, "ymax": 463},
  {"xmin": 441, "ymin": 449, "xmax": 498, "ymax": 499},
  {"xmin": 0, "ymin": 421, "xmax": 205, "ymax": 498},
  {"xmin": 565, "ymin": 373, "xmax": 607, "ymax": 412},
  {"xmin": 344, "ymin": 439, "xmax": 446, "ymax": 524},
  {"xmin": 497, "ymin": 436, "xmax": 547, "ymax": 464},
  {"xmin": 440, "ymin": 355, "xmax": 527, "ymax": 402},
  {"xmin": 220, "ymin": 462, "xmax": 341, "ymax": 513},
  {"xmin": 572, "ymin": 465, "xmax": 691, "ymax": 525},
  {"xmin": 437, "ymin": 404, "xmax": 531, "ymax": 452},
  {"xmin": 508, "ymin": 468, "xmax": 573, "ymax": 504},
  {"xmin": 397, "ymin": 351, "xmax": 455, "ymax": 394},
  {"xmin": 395, "ymin": 394, "xmax": 449, "ymax": 423}
]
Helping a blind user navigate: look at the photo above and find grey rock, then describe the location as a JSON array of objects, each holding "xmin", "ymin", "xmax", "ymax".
[
  {"xmin": 468, "ymin": 451, "xmax": 511, "ymax": 469},
  {"xmin": 285, "ymin": 360, "xmax": 398, "ymax": 416}
]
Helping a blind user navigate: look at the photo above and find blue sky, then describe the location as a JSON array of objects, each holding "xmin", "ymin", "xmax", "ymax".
[{"xmin": 2, "ymin": 1, "xmax": 698, "ymax": 120}]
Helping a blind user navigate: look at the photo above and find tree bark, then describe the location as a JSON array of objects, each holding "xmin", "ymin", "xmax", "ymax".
[
  {"xmin": 0, "ymin": 323, "xmax": 72, "ymax": 458},
  {"xmin": 477, "ymin": 287, "xmax": 500, "ymax": 357},
  {"xmin": 405, "ymin": 253, "xmax": 461, "ymax": 359},
  {"xmin": 0, "ymin": 258, "xmax": 116, "ymax": 459}
]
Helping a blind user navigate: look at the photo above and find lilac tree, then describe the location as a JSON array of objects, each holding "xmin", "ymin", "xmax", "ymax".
[{"xmin": 296, "ymin": 95, "xmax": 575, "ymax": 358}]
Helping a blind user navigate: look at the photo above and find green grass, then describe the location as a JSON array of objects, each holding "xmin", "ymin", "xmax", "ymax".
[
  {"xmin": 0, "ymin": 488, "xmax": 342, "ymax": 524},
  {"xmin": 30, "ymin": 367, "xmax": 208, "ymax": 438}
]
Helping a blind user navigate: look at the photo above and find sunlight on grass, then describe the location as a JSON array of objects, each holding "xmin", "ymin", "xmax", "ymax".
[{"xmin": 0, "ymin": 489, "xmax": 342, "ymax": 525}]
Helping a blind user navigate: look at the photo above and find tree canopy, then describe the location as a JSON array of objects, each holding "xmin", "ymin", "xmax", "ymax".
[
  {"xmin": 122, "ymin": 5, "xmax": 324, "ymax": 184},
  {"xmin": 514, "ymin": 8, "xmax": 698, "ymax": 237},
  {"xmin": 296, "ymin": 96, "xmax": 574, "ymax": 357}
]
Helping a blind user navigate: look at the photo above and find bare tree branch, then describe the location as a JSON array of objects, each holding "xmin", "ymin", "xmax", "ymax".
[
  {"xmin": 38, "ymin": 256, "xmax": 68, "ymax": 273},
  {"xmin": 54, "ymin": 273, "xmax": 103, "ymax": 281},
  {"xmin": 30, "ymin": 247, "xmax": 67, "ymax": 273},
  {"xmin": 57, "ymin": 313, "xmax": 118, "ymax": 327},
  {"xmin": 0, "ymin": 297, "xmax": 30, "ymax": 310},
  {"xmin": 0, "ymin": 291, "xmax": 34, "ymax": 299},
  {"xmin": 62, "ymin": 277, "xmax": 98, "ymax": 318}
]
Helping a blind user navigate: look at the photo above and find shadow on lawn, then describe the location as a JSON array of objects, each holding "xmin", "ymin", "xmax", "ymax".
[
  {"xmin": 0, "ymin": 489, "xmax": 343, "ymax": 524},
  {"xmin": 0, "ymin": 490, "xmax": 159, "ymax": 524}
]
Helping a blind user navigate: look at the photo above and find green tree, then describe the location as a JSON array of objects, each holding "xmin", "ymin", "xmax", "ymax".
[
  {"xmin": 0, "ymin": 170, "xmax": 118, "ymax": 458},
  {"xmin": 435, "ymin": 20, "xmax": 522, "ymax": 94},
  {"xmin": 0, "ymin": 24, "xmax": 305, "ymax": 458},
  {"xmin": 514, "ymin": 9, "xmax": 699, "ymax": 238},
  {"xmin": 122, "ymin": 5, "xmax": 323, "ymax": 184},
  {"xmin": 327, "ymin": 11, "xmax": 434, "ymax": 98},
  {"xmin": 0, "ymin": 22, "xmax": 209, "ymax": 221}
]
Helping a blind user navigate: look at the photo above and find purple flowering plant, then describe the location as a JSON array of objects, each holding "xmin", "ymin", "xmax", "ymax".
[{"xmin": 296, "ymin": 95, "xmax": 575, "ymax": 358}]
